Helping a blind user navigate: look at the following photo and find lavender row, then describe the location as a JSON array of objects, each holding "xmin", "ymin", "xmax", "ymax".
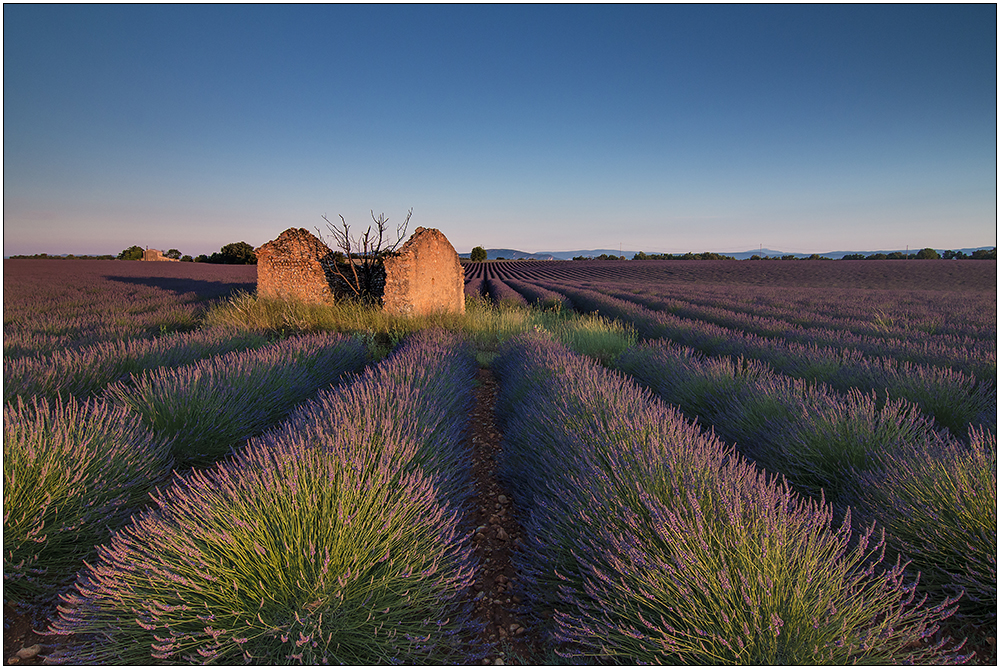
[
  {"xmin": 485, "ymin": 278, "xmax": 529, "ymax": 307},
  {"xmin": 610, "ymin": 281, "xmax": 997, "ymax": 343},
  {"xmin": 492, "ymin": 332, "xmax": 963, "ymax": 663},
  {"xmin": 464, "ymin": 276, "xmax": 485, "ymax": 299},
  {"xmin": 475, "ymin": 257, "xmax": 997, "ymax": 302},
  {"xmin": 849, "ymin": 429, "xmax": 996, "ymax": 625},
  {"xmin": 49, "ymin": 329, "xmax": 484, "ymax": 665},
  {"xmin": 3, "ymin": 259, "xmax": 256, "ymax": 358},
  {"xmin": 616, "ymin": 340, "xmax": 937, "ymax": 501},
  {"xmin": 482, "ymin": 260, "xmax": 996, "ymax": 346},
  {"xmin": 502, "ymin": 278, "xmax": 575, "ymax": 311},
  {"xmin": 3, "ymin": 327, "xmax": 273, "ymax": 404},
  {"xmin": 267, "ymin": 328, "xmax": 479, "ymax": 509},
  {"xmin": 586, "ymin": 282, "xmax": 995, "ymax": 381},
  {"xmin": 544, "ymin": 282, "xmax": 995, "ymax": 436},
  {"xmin": 4, "ymin": 396, "xmax": 174, "ymax": 604},
  {"xmin": 617, "ymin": 341, "xmax": 996, "ymax": 624},
  {"xmin": 105, "ymin": 332, "xmax": 369, "ymax": 468}
]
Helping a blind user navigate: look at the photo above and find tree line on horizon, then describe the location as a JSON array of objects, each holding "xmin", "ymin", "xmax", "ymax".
[
  {"xmin": 115, "ymin": 242, "xmax": 258, "ymax": 264},
  {"xmin": 11, "ymin": 245, "xmax": 996, "ymax": 263},
  {"xmin": 7, "ymin": 242, "xmax": 258, "ymax": 264},
  {"xmin": 464, "ymin": 246, "xmax": 997, "ymax": 261}
]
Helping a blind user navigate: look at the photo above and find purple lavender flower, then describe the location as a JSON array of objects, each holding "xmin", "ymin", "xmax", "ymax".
[
  {"xmin": 49, "ymin": 328, "xmax": 484, "ymax": 665},
  {"xmin": 4, "ymin": 395, "xmax": 174, "ymax": 603},
  {"xmin": 493, "ymin": 332, "xmax": 965, "ymax": 664}
]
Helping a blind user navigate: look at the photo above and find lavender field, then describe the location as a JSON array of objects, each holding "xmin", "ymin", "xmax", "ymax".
[{"xmin": 3, "ymin": 258, "xmax": 996, "ymax": 664}]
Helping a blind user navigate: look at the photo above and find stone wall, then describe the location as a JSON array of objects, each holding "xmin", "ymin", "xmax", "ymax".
[
  {"xmin": 255, "ymin": 228, "xmax": 341, "ymax": 304},
  {"xmin": 382, "ymin": 227, "xmax": 465, "ymax": 316}
]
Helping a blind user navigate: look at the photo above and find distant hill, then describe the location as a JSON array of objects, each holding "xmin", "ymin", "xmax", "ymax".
[
  {"xmin": 459, "ymin": 248, "xmax": 560, "ymax": 261},
  {"xmin": 459, "ymin": 248, "xmax": 637, "ymax": 260},
  {"xmin": 459, "ymin": 246, "xmax": 996, "ymax": 261}
]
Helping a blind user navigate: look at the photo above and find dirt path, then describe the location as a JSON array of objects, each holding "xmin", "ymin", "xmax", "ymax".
[
  {"xmin": 466, "ymin": 366, "xmax": 544, "ymax": 665},
  {"xmin": 3, "ymin": 602, "xmax": 61, "ymax": 665}
]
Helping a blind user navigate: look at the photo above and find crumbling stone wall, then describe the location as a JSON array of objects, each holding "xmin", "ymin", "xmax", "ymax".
[
  {"xmin": 255, "ymin": 228, "xmax": 342, "ymax": 304},
  {"xmin": 382, "ymin": 227, "xmax": 465, "ymax": 316}
]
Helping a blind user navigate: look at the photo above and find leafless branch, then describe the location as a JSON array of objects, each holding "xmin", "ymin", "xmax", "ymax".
[{"xmin": 317, "ymin": 208, "xmax": 413, "ymax": 301}]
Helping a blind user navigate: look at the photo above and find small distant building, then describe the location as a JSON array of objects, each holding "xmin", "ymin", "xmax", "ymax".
[{"xmin": 142, "ymin": 248, "xmax": 179, "ymax": 262}]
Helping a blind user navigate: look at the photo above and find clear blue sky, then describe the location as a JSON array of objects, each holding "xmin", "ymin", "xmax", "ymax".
[{"xmin": 4, "ymin": 4, "xmax": 996, "ymax": 257}]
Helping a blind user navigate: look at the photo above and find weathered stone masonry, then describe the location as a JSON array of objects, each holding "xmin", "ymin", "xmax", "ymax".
[
  {"xmin": 382, "ymin": 227, "xmax": 466, "ymax": 316},
  {"xmin": 255, "ymin": 226, "xmax": 465, "ymax": 315},
  {"xmin": 255, "ymin": 228, "xmax": 342, "ymax": 304}
]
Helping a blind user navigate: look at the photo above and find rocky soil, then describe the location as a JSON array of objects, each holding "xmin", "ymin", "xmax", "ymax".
[{"xmin": 465, "ymin": 366, "xmax": 546, "ymax": 665}]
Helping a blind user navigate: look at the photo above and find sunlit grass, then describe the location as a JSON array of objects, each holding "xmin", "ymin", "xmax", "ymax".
[{"xmin": 202, "ymin": 291, "xmax": 635, "ymax": 363}]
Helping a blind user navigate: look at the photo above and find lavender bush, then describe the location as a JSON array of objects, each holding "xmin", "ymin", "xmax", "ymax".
[
  {"xmin": 486, "ymin": 278, "xmax": 530, "ymax": 308},
  {"xmin": 620, "ymin": 339, "xmax": 994, "ymax": 631},
  {"xmin": 4, "ymin": 326, "xmax": 271, "ymax": 404},
  {"xmin": 105, "ymin": 332, "xmax": 368, "ymax": 468},
  {"xmin": 268, "ymin": 328, "xmax": 478, "ymax": 508},
  {"xmin": 4, "ymin": 396, "xmax": 174, "ymax": 604},
  {"xmin": 553, "ymin": 283, "xmax": 994, "ymax": 435},
  {"xmin": 559, "ymin": 476, "xmax": 960, "ymax": 665},
  {"xmin": 767, "ymin": 389, "xmax": 942, "ymax": 501},
  {"xmin": 50, "ymin": 443, "xmax": 478, "ymax": 664},
  {"xmin": 493, "ymin": 332, "xmax": 965, "ymax": 663},
  {"xmin": 49, "ymin": 328, "xmax": 482, "ymax": 664},
  {"xmin": 618, "ymin": 341, "xmax": 942, "ymax": 505},
  {"xmin": 464, "ymin": 276, "xmax": 485, "ymax": 300},
  {"xmin": 847, "ymin": 429, "xmax": 997, "ymax": 625}
]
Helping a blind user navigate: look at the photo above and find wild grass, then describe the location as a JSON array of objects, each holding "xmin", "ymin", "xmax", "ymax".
[
  {"xmin": 202, "ymin": 290, "xmax": 635, "ymax": 364},
  {"xmin": 3, "ymin": 396, "xmax": 174, "ymax": 604},
  {"xmin": 202, "ymin": 291, "xmax": 466, "ymax": 354}
]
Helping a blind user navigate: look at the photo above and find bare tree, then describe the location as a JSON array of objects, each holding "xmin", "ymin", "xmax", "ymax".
[{"xmin": 318, "ymin": 209, "xmax": 411, "ymax": 302}]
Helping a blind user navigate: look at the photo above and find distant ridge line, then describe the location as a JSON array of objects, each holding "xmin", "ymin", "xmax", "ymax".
[{"xmin": 459, "ymin": 246, "xmax": 996, "ymax": 261}]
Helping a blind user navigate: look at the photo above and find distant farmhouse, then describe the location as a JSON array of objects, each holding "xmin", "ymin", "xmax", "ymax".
[{"xmin": 141, "ymin": 248, "xmax": 179, "ymax": 262}]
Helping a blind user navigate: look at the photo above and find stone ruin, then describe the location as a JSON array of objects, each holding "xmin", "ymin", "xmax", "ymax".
[
  {"xmin": 255, "ymin": 226, "xmax": 465, "ymax": 315},
  {"xmin": 383, "ymin": 227, "xmax": 465, "ymax": 316},
  {"xmin": 255, "ymin": 228, "xmax": 342, "ymax": 304}
]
